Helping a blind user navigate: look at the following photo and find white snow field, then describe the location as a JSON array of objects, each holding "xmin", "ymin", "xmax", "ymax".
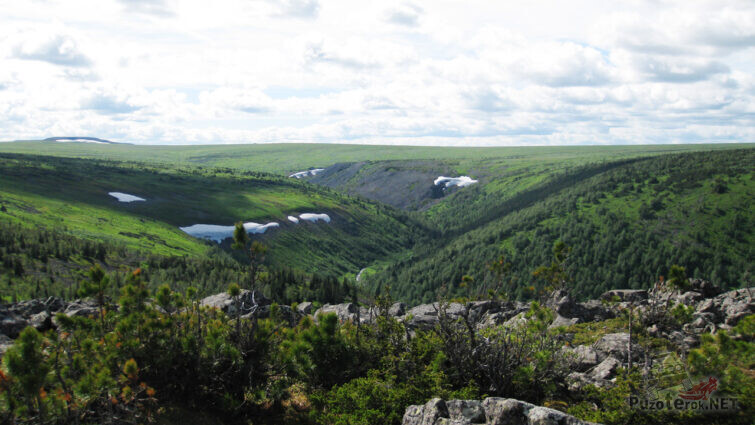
[
  {"xmin": 179, "ymin": 222, "xmax": 279, "ymax": 242},
  {"xmin": 434, "ymin": 176, "xmax": 478, "ymax": 188},
  {"xmin": 289, "ymin": 168, "xmax": 325, "ymax": 178},
  {"xmin": 298, "ymin": 213, "xmax": 331, "ymax": 223},
  {"xmin": 287, "ymin": 216, "xmax": 300, "ymax": 223},
  {"xmin": 108, "ymin": 192, "xmax": 146, "ymax": 202}
]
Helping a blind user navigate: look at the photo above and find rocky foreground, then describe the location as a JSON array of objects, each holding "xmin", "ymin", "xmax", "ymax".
[{"xmin": 1, "ymin": 279, "xmax": 752, "ymax": 425}]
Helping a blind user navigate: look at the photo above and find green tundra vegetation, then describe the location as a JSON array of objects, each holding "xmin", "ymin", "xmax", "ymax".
[
  {"xmin": 0, "ymin": 142, "xmax": 753, "ymax": 424},
  {"xmin": 0, "ymin": 269, "xmax": 752, "ymax": 424},
  {"xmin": 367, "ymin": 149, "xmax": 754, "ymax": 303}
]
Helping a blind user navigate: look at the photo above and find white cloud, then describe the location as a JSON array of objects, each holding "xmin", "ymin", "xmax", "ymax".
[
  {"xmin": 385, "ymin": 3, "xmax": 422, "ymax": 27},
  {"xmin": 11, "ymin": 31, "xmax": 91, "ymax": 67},
  {"xmin": 0, "ymin": 0, "xmax": 752, "ymax": 145}
]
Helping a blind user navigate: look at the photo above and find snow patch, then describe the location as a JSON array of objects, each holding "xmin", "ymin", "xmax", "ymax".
[
  {"xmin": 287, "ymin": 216, "xmax": 300, "ymax": 223},
  {"xmin": 434, "ymin": 176, "xmax": 478, "ymax": 188},
  {"xmin": 180, "ymin": 222, "xmax": 279, "ymax": 243},
  {"xmin": 109, "ymin": 192, "xmax": 146, "ymax": 202},
  {"xmin": 289, "ymin": 168, "xmax": 325, "ymax": 179},
  {"xmin": 299, "ymin": 213, "xmax": 331, "ymax": 223}
]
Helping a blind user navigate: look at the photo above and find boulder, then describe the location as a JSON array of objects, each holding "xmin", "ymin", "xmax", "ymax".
[
  {"xmin": 593, "ymin": 333, "xmax": 631, "ymax": 362},
  {"xmin": 63, "ymin": 300, "xmax": 99, "ymax": 318},
  {"xmin": 296, "ymin": 301, "xmax": 313, "ymax": 315},
  {"xmin": 674, "ymin": 291, "xmax": 704, "ymax": 306},
  {"xmin": 201, "ymin": 290, "xmax": 271, "ymax": 315},
  {"xmin": 29, "ymin": 311, "xmax": 52, "ymax": 331},
  {"xmin": 0, "ymin": 313, "xmax": 28, "ymax": 338},
  {"xmin": 567, "ymin": 372, "xmax": 604, "ymax": 392},
  {"xmin": 688, "ymin": 279, "xmax": 723, "ymax": 298},
  {"xmin": 403, "ymin": 303, "xmax": 466, "ymax": 330},
  {"xmin": 692, "ymin": 288, "xmax": 753, "ymax": 327},
  {"xmin": 545, "ymin": 290, "xmax": 578, "ymax": 317},
  {"xmin": 315, "ymin": 303, "xmax": 358, "ymax": 322},
  {"xmin": 389, "ymin": 302, "xmax": 407, "ymax": 317},
  {"xmin": 446, "ymin": 400, "xmax": 486, "ymax": 424},
  {"xmin": 589, "ymin": 357, "xmax": 620, "ymax": 381},
  {"xmin": 570, "ymin": 345, "xmax": 599, "ymax": 371},
  {"xmin": 482, "ymin": 398, "xmax": 533, "ymax": 425},
  {"xmin": 717, "ymin": 288, "xmax": 754, "ymax": 326},
  {"xmin": 402, "ymin": 398, "xmax": 448, "ymax": 425},
  {"xmin": 576, "ymin": 300, "xmax": 615, "ymax": 322},
  {"xmin": 549, "ymin": 314, "xmax": 580, "ymax": 329},
  {"xmin": 8, "ymin": 298, "xmax": 47, "ymax": 316}
]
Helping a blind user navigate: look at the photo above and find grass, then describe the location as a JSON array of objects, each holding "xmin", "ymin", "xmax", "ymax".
[
  {"xmin": 0, "ymin": 141, "xmax": 751, "ymax": 175},
  {"xmin": 0, "ymin": 154, "xmax": 422, "ymax": 277}
]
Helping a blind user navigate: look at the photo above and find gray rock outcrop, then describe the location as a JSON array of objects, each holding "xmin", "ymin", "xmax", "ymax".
[{"xmin": 402, "ymin": 397, "xmax": 600, "ymax": 425}]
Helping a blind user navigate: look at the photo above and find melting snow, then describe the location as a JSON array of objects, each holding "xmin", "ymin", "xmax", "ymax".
[
  {"xmin": 109, "ymin": 192, "xmax": 146, "ymax": 202},
  {"xmin": 299, "ymin": 213, "xmax": 331, "ymax": 223},
  {"xmin": 434, "ymin": 176, "xmax": 478, "ymax": 188},
  {"xmin": 180, "ymin": 222, "xmax": 279, "ymax": 243},
  {"xmin": 289, "ymin": 168, "xmax": 325, "ymax": 179},
  {"xmin": 288, "ymin": 216, "xmax": 300, "ymax": 223}
]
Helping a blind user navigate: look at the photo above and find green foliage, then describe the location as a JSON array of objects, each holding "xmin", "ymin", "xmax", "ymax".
[
  {"xmin": 667, "ymin": 265, "xmax": 689, "ymax": 291},
  {"xmin": 371, "ymin": 149, "xmax": 755, "ymax": 302},
  {"xmin": 3, "ymin": 327, "xmax": 49, "ymax": 416},
  {"xmin": 687, "ymin": 316, "xmax": 755, "ymax": 421}
]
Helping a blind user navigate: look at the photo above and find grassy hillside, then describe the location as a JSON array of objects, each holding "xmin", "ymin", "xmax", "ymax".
[
  {"xmin": 0, "ymin": 140, "xmax": 749, "ymax": 175},
  {"xmin": 0, "ymin": 154, "xmax": 427, "ymax": 279},
  {"xmin": 366, "ymin": 148, "xmax": 755, "ymax": 303}
]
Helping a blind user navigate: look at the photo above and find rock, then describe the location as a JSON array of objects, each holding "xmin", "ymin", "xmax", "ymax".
[
  {"xmin": 503, "ymin": 312, "xmax": 528, "ymax": 329},
  {"xmin": 8, "ymin": 299, "xmax": 47, "ymax": 316},
  {"xmin": 549, "ymin": 314, "xmax": 580, "ymax": 329},
  {"xmin": 402, "ymin": 398, "xmax": 448, "ymax": 425},
  {"xmin": 567, "ymin": 370, "xmax": 616, "ymax": 391},
  {"xmin": 576, "ymin": 300, "xmax": 615, "ymax": 322},
  {"xmin": 389, "ymin": 302, "xmax": 407, "ymax": 317},
  {"xmin": 63, "ymin": 300, "xmax": 99, "ymax": 318},
  {"xmin": 688, "ymin": 279, "xmax": 723, "ymax": 298},
  {"xmin": 673, "ymin": 291, "xmax": 703, "ymax": 306},
  {"xmin": 600, "ymin": 290, "xmax": 648, "ymax": 303},
  {"xmin": 446, "ymin": 400, "xmax": 486, "ymax": 423},
  {"xmin": 296, "ymin": 301, "xmax": 313, "ymax": 315},
  {"xmin": 0, "ymin": 313, "xmax": 29, "ymax": 338},
  {"xmin": 692, "ymin": 288, "xmax": 753, "ymax": 327},
  {"xmin": 201, "ymin": 290, "xmax": 271, "ymax": 315},
  {"xmin": 482, "ymin": 397, "xmax": 533, "ymax": 425},
  {"xmin": 466, "ymin": 301, "xmax": 502, "ymax": 322},
  {"xmin": 545, "ymin": 290, "xmax": 578, "ymax": 317},
  {"xmin": 29, "ymin": 311, "xmax": 52, "ymax": 331},
  {"xmin": 403, "ymin": 397, "xmax": 600, "ymax": 425},
  {"xmin": 314, "ymin": 303, "xmax": 362, "ymax": 322},
  {"xmin": 718, "ymin": 288, "xmax": 754, "ymax": 326},
  {"xmin": 528, "ymin": 406, "xmax": 588, "ymax": 425},
  {"xmin": 589, "ymin": 357, "xmax": 620, "ymax": 380},
  {"xmin": 593, "ymin": 333, "xmax": 631, "ymax": 362},
  {"xmin": 403, "ymin": 303, "xmax": 466, "ymax": 330},
  {"xmin": 0, "ymin": 333, "xmax": 14, "ymax": 356},
  {"xmin": 571, "ymin": 345, "xmax": 599, "ymax": 371}
]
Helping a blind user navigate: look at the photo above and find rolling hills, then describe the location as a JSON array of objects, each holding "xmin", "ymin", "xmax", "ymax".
[
  {"xmin": 0, "ymin": 141, "xmax": 752, "ymax": 305},
  {"xmin": 0, "ymin": 153, "xmax": 429, "ymax": 300}
]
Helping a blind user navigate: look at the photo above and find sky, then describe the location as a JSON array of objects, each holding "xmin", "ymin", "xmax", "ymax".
[{"xmin": 0, "ymin": 0, "xmax": 753, "ymax": 146}]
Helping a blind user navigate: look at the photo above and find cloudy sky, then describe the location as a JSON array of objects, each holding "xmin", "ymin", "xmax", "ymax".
[{"xmin": 0, "ymin": 0, "xmax": 753, "ymax": 145}]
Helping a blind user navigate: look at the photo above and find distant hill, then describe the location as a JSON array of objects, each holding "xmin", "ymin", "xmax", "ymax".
[{"xmin": 42, "ymin": 137, "xmax": 124, "ymax": 144}]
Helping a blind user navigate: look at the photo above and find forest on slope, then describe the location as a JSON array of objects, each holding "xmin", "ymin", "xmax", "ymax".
[{"xmin": 366, "ymin": 149, "xmax": 754, "ymax": 303}]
